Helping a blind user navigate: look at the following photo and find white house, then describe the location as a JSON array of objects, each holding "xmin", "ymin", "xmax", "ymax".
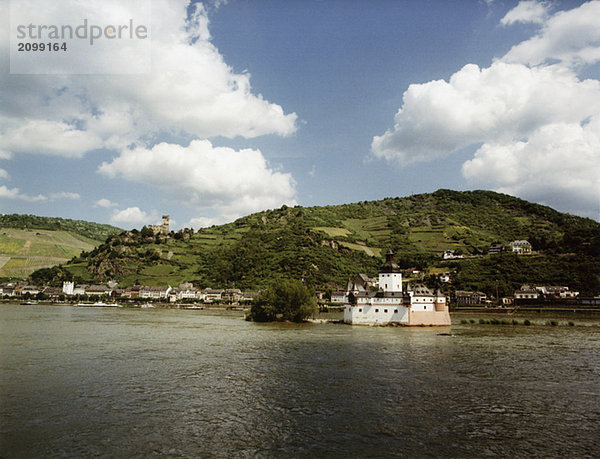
[
  {"xmin": 508, "ymin": 240, "xmax": 532, "ymax": 253},
  {"xmin": 344, "ymin": 250, "xmax": 450, "ymax": 326}
]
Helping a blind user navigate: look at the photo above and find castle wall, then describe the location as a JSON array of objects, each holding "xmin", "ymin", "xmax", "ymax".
[
  {"xmin": 407, "ymin": 310, "xmax": 451, "ymax": 326},
  {"xmin": 344, "ymin": 304, "xmax": 409, "ymax": 325}
]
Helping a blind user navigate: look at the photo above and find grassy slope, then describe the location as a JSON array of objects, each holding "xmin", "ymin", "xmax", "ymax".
[
  {"xmin": 0, "ymin": 215, "xmax": 122, "ymax": 279},
  {"xmin": 54, "ymin": 190, "xmax": 600, "ymax": 296}
]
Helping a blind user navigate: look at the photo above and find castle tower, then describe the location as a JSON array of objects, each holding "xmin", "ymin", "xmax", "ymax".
[
  {"xmin": 379, "ymin": 250, "xmax": 402, "ymax": 293},
  {"xmin": 161, "ymin": 215, "xmax": 170, "ymax": 235}
]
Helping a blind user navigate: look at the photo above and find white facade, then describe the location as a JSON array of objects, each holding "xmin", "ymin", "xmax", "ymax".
[
  {"xmin": 345, "ymin": 303, "xmax": 409, "ymax": 325},
  {"xmin": 378, "ymin": 271, "xmax": 402, "ymax": 292},
  {"xmin": 62, "ymin": 281, "xmax": 74, "ymax": 295}
]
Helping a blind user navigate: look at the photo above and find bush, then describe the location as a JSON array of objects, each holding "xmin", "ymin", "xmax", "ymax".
[
  {"xmin": 524, "ymin": 319, "xmax": 531, "ymax": 326},
  {"xmin": 247, "ymin": 279, "xmax": 317, "ymax": 323}
]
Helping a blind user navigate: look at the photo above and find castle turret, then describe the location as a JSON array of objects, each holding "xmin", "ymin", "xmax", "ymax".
[{"xmin": 379, "ymin": 250, "xmax": 402, "ymax": 293}]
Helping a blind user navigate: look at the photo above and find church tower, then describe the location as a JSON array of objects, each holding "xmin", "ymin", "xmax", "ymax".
[{"xmin": 379, "ymin": 250, "xmax": 402, "ymax": 293}]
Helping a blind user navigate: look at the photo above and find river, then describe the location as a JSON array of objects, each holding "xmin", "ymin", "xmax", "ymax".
[{"xmin": 1, "ymin": 304, "xmax": 599, "ymax": 457}]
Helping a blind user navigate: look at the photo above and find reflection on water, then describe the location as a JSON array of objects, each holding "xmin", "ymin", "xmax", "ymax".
[{"xmin": 1, "ymin": 305, "xmax": 599, "ymax": 457}]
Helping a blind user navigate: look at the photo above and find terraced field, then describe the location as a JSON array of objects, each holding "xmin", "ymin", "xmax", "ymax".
[{"xmin": 0, "ymin": 228, "xmax": 99, "ymax": 279}]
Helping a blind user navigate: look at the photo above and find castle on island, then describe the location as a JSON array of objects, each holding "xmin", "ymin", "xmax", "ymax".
[{"xmin": 343, "ymin": 250, "xmax": 450, "ymax": 326}]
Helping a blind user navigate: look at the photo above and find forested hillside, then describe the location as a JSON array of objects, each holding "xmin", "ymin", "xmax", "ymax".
[{"xmin": 31, "ymin": 190, "xmax": 600, "ymax": 297}]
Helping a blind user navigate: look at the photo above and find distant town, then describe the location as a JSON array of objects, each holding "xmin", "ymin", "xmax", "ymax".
[{"xmin": 1, "ymin": 273, "xmax": 597, "ymax": 310}]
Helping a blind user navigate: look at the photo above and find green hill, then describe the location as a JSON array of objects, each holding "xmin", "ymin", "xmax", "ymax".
[
  {"xmin": 33, "ymin": 190, "xmax": 600, "ymax": 297},
  {"xmin": 0, "ymin": 215, "xmax": 122, "ymax": 280}
]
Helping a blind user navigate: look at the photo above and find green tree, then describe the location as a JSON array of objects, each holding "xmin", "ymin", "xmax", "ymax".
[{"xmin": 247, "ymin": 279, "xmax": 317, "ymax": 323}]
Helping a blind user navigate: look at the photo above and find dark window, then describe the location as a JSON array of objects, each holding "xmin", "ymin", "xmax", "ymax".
[
  {"xmin": 394, "ymin": 309, "xmax": 398, "ymax": 313},
  {"xmin": 384, "ymin": 309, "xmax": 388, "ymax": 313},
  {"xmin": 358, "ymin": 308, "xmax": 362, "ymax": 312},
  {"xmin": 375, "ymin": 309, "xmax": 379, "ymax": 313}
]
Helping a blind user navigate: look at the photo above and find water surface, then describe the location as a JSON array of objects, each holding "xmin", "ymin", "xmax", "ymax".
[{"xmin": 1, "ymin": 305, "xmax": 599, "ymax": 457}]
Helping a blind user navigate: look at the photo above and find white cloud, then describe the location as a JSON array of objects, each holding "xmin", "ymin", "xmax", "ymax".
[
  {"xmin": 49, "ymin": 192, "xmax": 81, "ymax": 201},
  {"xmin": 0, "ymin": 185, "xmax": 47, "ymax": 202},
  {"xmin": 371, "ymin": 62, "xmax": 600, "ymax": 165},
  {"xmin": 503, "ymin": 1, "xmax": 600, "ymax": 66},
  {"xmin": 99, "ymin": 139, "xmax": 297, "ymax": 221},
  {"xmin": 371, "ymin": 1, "xmax": 600, "ymax": 218},
  {"xmin": 110, "ymin": 207, "xmax": 156, "ymax": 226},
  {"xmin": 0, "ymin": 169, "xmax": 8, "ymax": 179},
  {"xmin": 0, "ymin": 185, "xmax": 81, "ymax": 202},
  {"xmin": 463, "ymin": 118, "xmax": 600, "ymax": 219},
  {"xmin": 0, "ymin": 119, "xmax": 103, "ymax": 158},
  {"xmin": 0, "ymin": 0, "xmax": 297, "ymax": 159},
  {"xmin": 94, "ymin": 198, "xmax": 119, "ymax": 208},
  {"xmin": 500, "ymin": 0, "xmax": 549, "ymax": 26},
  {"xmin": 187, "ymin": 216, "xmax": 230, "ymax": 229}
]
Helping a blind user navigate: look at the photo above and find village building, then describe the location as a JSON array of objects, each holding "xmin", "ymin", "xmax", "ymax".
[
  {"xmin": 330, "ymin": 290, "xmax": 347, "ymax": 303},
  {"xmin": 85, "ymin": 285, "xmax": 112, "ymax": 297},
  {"xmin": 535, "ymin": 285, "xmax": 578, "ymax": 298},
  {"xmin": 0, "ymin": 284, "xmax": 15, "ymax": 297},
  {"xmin": 508, "ymin": 240, "xmax": 532, "ymax": 253},
  {"xmin": 18, "ymin": 285, "xmax": 40, "ymax": 297},
  {"xmin": 139, "ymin": 286, "xmax": 171, "ymax": 299},
  {"xmin": 454, "ymin": 290, "xmax": 487, "ymax": 305},
  {"xmin": 42, "ymin": 287, "xmax": 62, "ymax": 299},
  {"xmin": 487, "ymin": 243, "xmax": 505, "ymax": 255},
  {"xmin": 221, "ymin": 289, "xmax": 243, "ymax": 303},
  {"xmin": 514, "ymin": 285, "xmax": 539, "ymax": 300},
  {"xmin": 344, "ymin": 250, "xmax": 450, "ymax": 326},
  {"xmin": 204, "ymin": 288, "xmax": 223, "ymax": 302},
  {"xmin": 119, "ymin": 286, "xmax": 141, "ymax": 298}
]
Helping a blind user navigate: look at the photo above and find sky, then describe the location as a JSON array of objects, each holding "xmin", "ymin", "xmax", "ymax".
[{"xmin": 1, "ymin": 0, "xmax": 599, "ymax": 229}]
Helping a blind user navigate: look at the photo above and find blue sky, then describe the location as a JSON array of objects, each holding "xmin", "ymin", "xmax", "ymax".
[{"xmin": 1, "ymin": 0, "xmax": 599, "ymax": 229}]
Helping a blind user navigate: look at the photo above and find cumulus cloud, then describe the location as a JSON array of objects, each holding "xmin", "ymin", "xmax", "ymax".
[
  {"xmin": 503, "ymin": 1, "xmax": 600, "ymax": 66},
  {"xmin": 463, "ymin": 117, "xmax": 600, "ymax": 218},
  {"xmin": 94, "ymin": 198, "xmax": 118, "ymax": 208},
  {"xmin": 110, "ymin": 207, "xmax": 156, "ymax": 226},
  {"xmin": 98, "ymin": 140, "xmax": 297, "ymax": 222},
  {"xmin": 500, "ymin": 0, "xmax": 550, "ymax": 26},
  {"xmin": 372, "ymin": 62, "xmax": 600, "ymax": 164},
  {"xmin": 0, "ymin": 186, "xmax": 47, "ymax": 202},
  {"xmin": 371, "ymin": 1, "xmax": 600, "ymax": 218},
  {"xmin": 0, "ymin": 0, "xmax": 297, "ymax": 159},
  {"xmin": 0, "ymin": 169, "xmax": 8, "ymax": 179}
]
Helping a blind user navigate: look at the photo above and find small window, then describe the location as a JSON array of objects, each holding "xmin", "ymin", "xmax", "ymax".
[
  {"xmin": 394, "ymin": 309, "xmax": 398, "ymax": 313},
  {"xmin": 358, "ymin": 308, "xmax": 362, "ymax": 312},
  {"xmin": 375, "ymin": 309, "xmax": 379, "ymax": 313},
  {"xmin": 384, "ymin": 309, "xmax": 388, "ymax": 313}
]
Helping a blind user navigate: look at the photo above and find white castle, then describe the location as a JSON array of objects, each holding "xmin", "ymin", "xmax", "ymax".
[{"xmin": 343, "ymin": 250, "xmax": 450, "ymax": 326}]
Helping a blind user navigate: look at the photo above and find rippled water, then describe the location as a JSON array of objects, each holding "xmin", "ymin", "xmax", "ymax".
[{"xmin": 1, "ymin": 305, "xmax": 599, "ymax": 457}]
